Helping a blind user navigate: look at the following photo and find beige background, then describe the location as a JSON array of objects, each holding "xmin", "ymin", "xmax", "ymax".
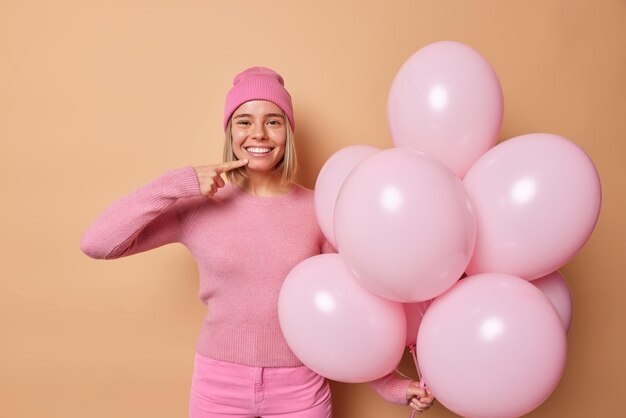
[{"xmin": 1, "ymin": 0, "xmax": 625, "ymax": 417}]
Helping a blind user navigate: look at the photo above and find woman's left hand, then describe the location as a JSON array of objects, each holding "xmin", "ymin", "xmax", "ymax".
[{"xmin": 406, "ymin": 381, "xmax": 435, "ymax": 413}]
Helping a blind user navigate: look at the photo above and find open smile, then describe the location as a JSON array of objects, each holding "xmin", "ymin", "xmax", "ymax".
[{"xmin": 245, "ymin": 146, "xmax": 274, "ymax": 156}]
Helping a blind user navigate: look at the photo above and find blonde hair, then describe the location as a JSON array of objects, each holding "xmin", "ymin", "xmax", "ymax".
[{"xmin": 223, "ymin": 116, "xmax": 297, "ymax": 187}]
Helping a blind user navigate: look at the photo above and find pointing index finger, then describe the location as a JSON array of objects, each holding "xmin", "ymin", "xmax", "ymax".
[{"xmin": 217, "ymin": 159, "xmax": 248, "ymax": 173}]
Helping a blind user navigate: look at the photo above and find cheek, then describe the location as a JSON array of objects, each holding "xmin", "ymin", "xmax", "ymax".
[
  {"xmin": 272, "ymin": 131, "xmax": 287, "ymax": 148},
  {"xmin": 231, "ymin": 132, "xmax": 246, "ymax": 148}
]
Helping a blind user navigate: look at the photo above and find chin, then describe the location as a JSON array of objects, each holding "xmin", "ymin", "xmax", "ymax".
[{"xmin": 246, "ymin": 162, "xmax": 276, "ymax": 172}]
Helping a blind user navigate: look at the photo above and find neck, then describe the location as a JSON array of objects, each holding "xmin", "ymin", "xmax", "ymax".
[{"xmin": 241, "ymin": 170, "xmax": 293, "ymax": 197}]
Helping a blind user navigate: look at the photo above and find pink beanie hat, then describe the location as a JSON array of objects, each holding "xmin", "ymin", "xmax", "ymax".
[{"xmin": 223, "ymin": 66, "xmax": 295, "ymax": 131}]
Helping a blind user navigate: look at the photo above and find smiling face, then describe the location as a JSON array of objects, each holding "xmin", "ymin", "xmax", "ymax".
[{"xmin": 230, "ymin": 100, "xmax": 287, "ymax": 174}]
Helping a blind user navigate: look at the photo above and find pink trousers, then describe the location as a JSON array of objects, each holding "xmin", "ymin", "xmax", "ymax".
[{"xmin": 189, "ymin": 353, "xmax": 332, "ymax": 418}]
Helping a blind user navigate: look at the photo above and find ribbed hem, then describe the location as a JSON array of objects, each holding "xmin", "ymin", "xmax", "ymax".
[
  {"xmin": 195, "ymin": 323, "xmax": 303, "ymax": 368},
  {"xmin": 151, "ymin": 166, "xmax": 201, "ymax": 200},
  {"xmin": 223, "ymin": 74, "xmax": 294, "ymax": 131},
  {"xmin": 369, "ymin": 372, "xmax": 412, "ymax": 405}
]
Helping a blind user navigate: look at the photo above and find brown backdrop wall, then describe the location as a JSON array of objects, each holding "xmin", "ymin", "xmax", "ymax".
[{"xmin": 1, "ymin": 1, "xmax": 624, "ymax": 417}]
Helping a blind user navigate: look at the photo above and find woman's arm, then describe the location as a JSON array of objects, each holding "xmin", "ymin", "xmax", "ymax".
[
  {"xmin": 369, "ymin": 371, "xmax": 434, "ymax": 413},
  {"xmin": 80, "ymin": 166, "xmax": 202, "ymax": 259},
  {"xmin": 369, "ymin": 371, "xmax": 413, "ymax": 405}
]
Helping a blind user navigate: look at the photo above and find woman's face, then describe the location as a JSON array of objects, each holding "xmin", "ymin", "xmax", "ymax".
[{"xmin": 230, "ymin": 100, "xmax": 287, "ymax": 173}]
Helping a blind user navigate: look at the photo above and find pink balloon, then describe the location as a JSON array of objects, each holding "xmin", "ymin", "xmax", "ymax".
[
  {"xmin": 404, "ymin": 300, "xmax": 432, "ymax": 347},
  {"xmin": 417, "ymin": 274, "xmax": 567, "ymax": 418},
  {"xmin": 278, "ymin": 254, "xmax": 406, "ymax": 383},
  {"xmin": 388, "ymin": 41, "xmax": 503, "ymax": 178},
  {"xmin": 314, "ymin": 145, "xmax": 380, "ymax": 249},
  {"xmin": 531, "ymin": 271, "xmax": 573, "ymax": 333},
  {"xmin": 334, "ymin": 148, "xmax": 476, "ymax": 302},
  {"xmin": 463, "ymin": 133, "xmax": 601, "ymax": 280}
]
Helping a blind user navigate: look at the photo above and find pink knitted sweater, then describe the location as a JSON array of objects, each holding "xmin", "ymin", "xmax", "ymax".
[{"xmin": 80, "ymin": 166, "xmax": 412, "ymax": 404}]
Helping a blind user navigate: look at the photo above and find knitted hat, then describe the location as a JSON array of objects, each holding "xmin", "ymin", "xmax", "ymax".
[{"xmin": 223, "ymin": 66, "xmax": 295, "ymax": 131}]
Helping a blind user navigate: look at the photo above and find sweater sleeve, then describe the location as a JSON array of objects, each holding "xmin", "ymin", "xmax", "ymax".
[
  {"xmin": 368, "ymin": 371, "xmax": 413, "ymax": 405},
  {"xmin": 80, "ymin": 166, "xmax": 202, "ymax": 259}
]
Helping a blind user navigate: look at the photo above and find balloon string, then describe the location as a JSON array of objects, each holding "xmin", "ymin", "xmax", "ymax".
[
  {"xmin": 408, "ymin": 344, "xmax": 424, "ymax": 385},
  {"xmin": 408, "ymin": 344, "xmax": 426, "ymax": 418}
]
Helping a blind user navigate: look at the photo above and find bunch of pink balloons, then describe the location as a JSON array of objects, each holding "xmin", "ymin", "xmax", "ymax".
[{"xmin": 278, "ymin": 41, "xmax": 601, "ymax": 416}]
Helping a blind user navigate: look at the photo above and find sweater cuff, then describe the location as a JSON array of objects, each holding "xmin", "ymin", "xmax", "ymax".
[
  {"xmin": 159, "ymin": 166, "xmax": 202, "ymax": 198},
  {"xmin": 368, "ymin": 372, "xmax": 413, "ymax": 405},
  {"xmin": 140, "ymin": 166, "xmax": 202, "ymax": 206}
]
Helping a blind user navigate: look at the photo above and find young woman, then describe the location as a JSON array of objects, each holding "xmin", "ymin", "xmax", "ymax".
[{"xmin": 80, "ymin": 66, "xmax": 434, "ymax": 417}]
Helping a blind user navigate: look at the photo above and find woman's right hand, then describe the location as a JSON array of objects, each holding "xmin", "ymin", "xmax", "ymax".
[
  {"xmin": 407, "ymin": 381, "xmax": 435, "ymax": 414},
  {"xmin": 193, "ymin": 160, "xmax": 248, "ymax": 197}
]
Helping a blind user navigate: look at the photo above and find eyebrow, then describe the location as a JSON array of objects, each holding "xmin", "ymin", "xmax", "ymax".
[{"xmin": 233, "ymin": 113, "xmax": 285, "ymax": 119}]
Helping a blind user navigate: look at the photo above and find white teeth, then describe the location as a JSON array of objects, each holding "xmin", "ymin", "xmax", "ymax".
[{"xmin": 246, "ymin": 147, "xmax": 272, "ymax": 154}]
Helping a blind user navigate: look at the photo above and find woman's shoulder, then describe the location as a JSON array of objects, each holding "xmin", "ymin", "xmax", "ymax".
[
  {"xmin": 293, "ymin": 182, "xmax": 313, "ymax": 194},
  {"xmin": 291, "ymin": 183, "xmax": 315, "ymax": 202}
]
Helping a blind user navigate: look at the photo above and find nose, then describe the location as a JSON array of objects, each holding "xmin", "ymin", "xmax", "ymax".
[{"xmin": 250, "ymin": 122, "xmax": 267, "ymax": 140}]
